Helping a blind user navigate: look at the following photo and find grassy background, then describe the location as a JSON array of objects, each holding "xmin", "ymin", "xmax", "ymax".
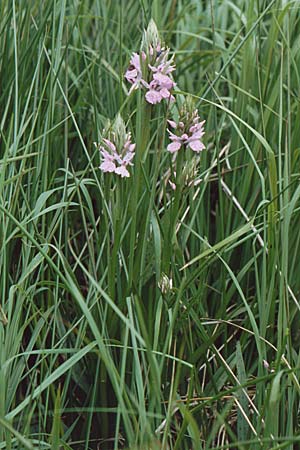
[{"xmin": 1, "ymin": 0, "xmax": 300, "ymax": 449}]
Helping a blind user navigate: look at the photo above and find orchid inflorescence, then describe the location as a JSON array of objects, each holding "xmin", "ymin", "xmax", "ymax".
[
  {"xmin": 167, "ymin": 108, "xmax": 205, "ymax": 154},
  {"xmin": 95, "ymin": 115, "xmax": 135, "ymax": 178},
  {"xmin": 125, "ymin": 19, "xmax": 176, "ymax": 105},
  {"xmin": 125, "ymin": 45, "xmax": 176, "ymax": 105},
  {"xmin": 98, "ymin": 20, "xmax": 205, "ymax": 178}
]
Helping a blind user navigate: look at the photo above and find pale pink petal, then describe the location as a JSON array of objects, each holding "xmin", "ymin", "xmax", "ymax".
[
  {"xmin": 100, "ymin": 149, "xmax": 114, "ymax": 161},
  {"xmin": 167, "ymin": 141, "xmax": 182, "ymax": 153},
  {"xmin": 167, "ymin": 130, "xmax": 180, "ymax": 140},
  {"xmin": 169, "ymin": 180, "xmax": 176, "ymax": 190},
  {"xmin": 167, "ymin": 120, "xmax": 177, "ymax": 129},
  {"xmin": 123, "ymin": 138, "xmax": 132, "ymax": 150},
  {"xmin": 159, "ymin": 88, "xmax": 171, "ymax": 99},
  {"xmin": 163, "ymin": 64, "xmax": 175, "ymax": 75},
  {"xmin": 102, "ymin": 139, "xmax": 116, "ymax": 152},
  {"xmin": 140, "ymin": 79, "xmax": 150, "ymax": 89},
  {"xmin": 153, "ymin": 73, "xmax": 174, "ymax": 90},
  {"xmin": 193, "ymin": 117, "xmax": 205, "ymax": 125},
  {"xmin": 189, "ymin": 124, "xmax": 201, "ymax": 133},
  {"xmin": 114, "ymin": 154, "xmax": 123, "ymax": 165},
  {"xmin": 188, "ymin": 140, "xmax": 205, "ymax": 152},
  {"xmin": 190, "ymin": 130, "xmax": 204, "ymax": 139},
  {"xmin": 145, "ymin": 89, "xmax": 163, "ymax": 104},
  {"xmin": 100, "ymin": 161, "xmax": 116, "ymax": 172},
  {"xmin": 115, "ymin": 166, "xmax": 130, "ymax": 177},
  {"xmin": 125, "ymin": 68, "xmax": 138, "ymax": 83},
  {"xmin": 130, "ymin": 53, "xmax": 141, "ymax": 70},
  {"xmin": 148, "ymin": 64, "xmax": 158, "ymax": 73},
  {"xmin": 123, "ymin": 152, "xmax": 135, "ymax": 163},
  {"xmin": 155, "ymin": 63, "xmax": 164, "ymax": 72}
]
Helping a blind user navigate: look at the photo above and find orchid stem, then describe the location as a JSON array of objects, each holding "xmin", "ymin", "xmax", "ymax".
[{"xmin": 128, "ymin": 96, "xmax": 151, "ymax": 292}]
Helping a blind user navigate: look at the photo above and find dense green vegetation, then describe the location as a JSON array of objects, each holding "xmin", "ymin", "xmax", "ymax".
[{"xmin": 1, "ymin": 0, "xmax": 300, "ymax": 448}]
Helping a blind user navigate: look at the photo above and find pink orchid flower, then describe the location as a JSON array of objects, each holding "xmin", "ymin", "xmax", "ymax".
[
  {"xmin": 124, "ymin": 52, "xmax": 146, "ymax": 94},
  {"xmin": 98, "ymin": 133, "xmax": 136, "ymax": 178},
  {"xmin": 125, "ymin": 42, "xmax": 176, "ymax": 105},
  {"xmin": 167, "ymin": 113, "xmax": 205, "ymax": 153}
]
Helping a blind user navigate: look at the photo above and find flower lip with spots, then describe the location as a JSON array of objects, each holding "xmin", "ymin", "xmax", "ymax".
[{"xmin": 124, "ymin": 52, "xmax": 146, "ymax": 94}]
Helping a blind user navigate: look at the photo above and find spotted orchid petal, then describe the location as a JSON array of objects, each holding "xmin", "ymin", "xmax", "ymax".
[
  {"xmin": 115, "ymin": 166, "xmax": 130, "ymax": 177},
  {"xmin": 153, "ymin": 73, "xmax": 174, "ymax": 90},
  {"xmin": 188, "ymin": 140, "xmax": 205, "ymax": 152},
  {"xmin": 167, "ymin": 141, "xmax": 182, "ymax": 153},
  {"xmin": 100, "ymin": 160, "xmax": 116, "ymax": 172},
  {"xmin": 145, "ymin": 89, "xmax": 163, "ymax": 104}
]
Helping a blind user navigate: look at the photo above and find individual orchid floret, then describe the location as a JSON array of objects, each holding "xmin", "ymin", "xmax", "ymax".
[
  {"xmin": 96, "ymin": 115, "xmax": 135, "ymax": 178},
  {"xmin": 167, "ymin": 101, "xmax": 205, "ymax": 154},
  {"xmin": 124, "ymin": 19, "xmax": 176, "ymax": 105},
  {"xmin": 124, "ymin": 52, "xmax": 146, "ymax": 94}
]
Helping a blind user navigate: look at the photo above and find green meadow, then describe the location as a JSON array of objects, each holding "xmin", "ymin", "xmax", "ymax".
[{"xmin": 1, "ymin": 0, "xmax": 300, "ymax": 448}]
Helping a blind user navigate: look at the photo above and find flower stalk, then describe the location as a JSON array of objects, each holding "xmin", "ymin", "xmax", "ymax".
[{"xmin": 128, "ymin": 94, "xmax": 152, "ymax": 291}]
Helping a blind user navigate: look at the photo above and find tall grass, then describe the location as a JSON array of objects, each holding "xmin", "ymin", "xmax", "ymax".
[{"xmin": 0, "ymin": 0, "xmax": 300, "ymax": 449}]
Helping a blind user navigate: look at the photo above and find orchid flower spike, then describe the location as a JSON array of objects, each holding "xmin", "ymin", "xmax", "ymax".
[
  {"xmin": 167, "ymin": 98, "xmax": 205, "ymax": 154},
  {"xmin": 96, "ymin": 114, "xmax": 136, "ymax": 178},
  {"xmin": 125, "ymin": 19, "xmax": 176, "ymax": 105}
]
